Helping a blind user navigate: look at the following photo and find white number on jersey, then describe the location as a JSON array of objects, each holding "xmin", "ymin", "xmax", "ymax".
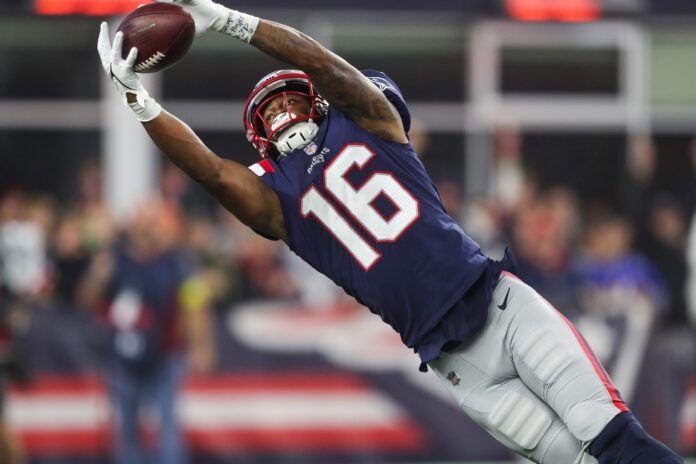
[{"xmin": 300, "ymin": 144, "xmax": 420, "ymax": 270}]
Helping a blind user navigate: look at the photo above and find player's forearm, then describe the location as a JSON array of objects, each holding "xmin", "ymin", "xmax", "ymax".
[
  {"xmin": 139, "ymin": 107, "xmax": 287, "ymax": 240},
  {"xmin": 140, "ymin": 112, "xmax": 245, "ymax": 215},
  {"xmin": 251, "ymin": 21, "xmax": 364, "ymax": 112},
  {"xmin": 250, "ymin": 20, "xmax": 331, "ymax": 75},
  {"xmin": 141, "ymin": 108, "xmax": 222, "ymax": 188}
]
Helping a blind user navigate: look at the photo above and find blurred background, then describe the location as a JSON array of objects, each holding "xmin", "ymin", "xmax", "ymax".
[{"xmin": 0, "ymin": 0, "xmax": 695, "ymax": 463}]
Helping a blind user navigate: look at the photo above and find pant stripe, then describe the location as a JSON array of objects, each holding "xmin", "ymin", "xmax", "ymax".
[
  {"xmin": 545, "ymin": 298, "xmax": 628, "ymax": 413},
  {"xmin": 501, "ymin": 271, "xmax": 521, "ymax": 282},
  {"xmin": 501, "ymin": 272, "xmax": 628, "ymax": 413}
]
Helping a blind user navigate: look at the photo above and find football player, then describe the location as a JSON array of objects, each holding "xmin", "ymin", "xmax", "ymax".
[{"xmin": 97, "ymin": 1, "xmax": 684, "ymax": 462}]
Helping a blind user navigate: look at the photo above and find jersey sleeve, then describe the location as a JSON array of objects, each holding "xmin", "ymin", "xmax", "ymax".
[
  {"xmin": 247, "ymin": 158, "xmax": 281, "ymax": 241},
  {"xmin": 360, "ymin": 69, "xmax": 411, "ymax": 133}
]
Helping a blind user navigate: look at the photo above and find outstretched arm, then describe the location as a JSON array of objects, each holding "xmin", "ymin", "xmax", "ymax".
[
  {"xmin": 165, "ymin": 0, "xmax": 408, "ymax": 143},
  {"xmin": 97, "ymin": 23, "xmax": 286, "ymax": 241},
  {"xmin": 250, "ymin": 20, "xmax": 408, "ymax": 143},
  {"xmin": 139, "ymin": 105, "xmax": 286, "ymax": 241}
]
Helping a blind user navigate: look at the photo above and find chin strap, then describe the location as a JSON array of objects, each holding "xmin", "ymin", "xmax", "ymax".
[{"xmin": 272, "ymin": 120, "xmax": 319, "ymax": 155}]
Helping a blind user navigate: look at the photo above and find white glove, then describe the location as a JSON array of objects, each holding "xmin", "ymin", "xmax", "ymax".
[
  {"xmin": 97, "ymin": 22, "xmax": 162, "ymax": 122},
  {"xmin": 154, "ymin": 0, "xmax": 258, "ymax": 42}
]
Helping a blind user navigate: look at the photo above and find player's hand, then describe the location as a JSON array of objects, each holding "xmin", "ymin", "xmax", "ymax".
[
  {"xmin": 97, "ymin": 22, "xmax": 162, "ymax": 122},
  {"xmin": 154, "ymin": 0, "xmax": 231, "ymax": 35},
  {"xmin": 97, "ymin": 23, "xmax": 141, "ymax": 97}
]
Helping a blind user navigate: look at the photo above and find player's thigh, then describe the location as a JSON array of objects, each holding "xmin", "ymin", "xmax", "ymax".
[
  {"xmin": 501, "ymin": 275, "xmax": 626, "ymax": 443},
  {"xmin": 429, "ymin": 358, "xmax": 589, "ymax": 464}
]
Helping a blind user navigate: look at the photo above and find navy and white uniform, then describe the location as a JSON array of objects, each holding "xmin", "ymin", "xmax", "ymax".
[
  {"xmin": 250, "ymin": 78, "xmax": 511, "ymax": 371},
  {"xmin": 248, "ymin": 74, "xmax": 681, "ymax": 464}
]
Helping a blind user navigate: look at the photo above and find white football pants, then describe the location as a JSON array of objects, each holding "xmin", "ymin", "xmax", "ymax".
[{"xmin": 429, "ymin": 272, "xmax": 628, "ymax": 464}]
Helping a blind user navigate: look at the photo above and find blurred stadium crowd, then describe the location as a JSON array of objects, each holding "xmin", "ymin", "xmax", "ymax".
[{"xmin": 0, "ymin": 121, "xmax": 695, "ymax": 461}]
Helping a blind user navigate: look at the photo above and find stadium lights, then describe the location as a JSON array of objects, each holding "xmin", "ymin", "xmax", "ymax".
[
  {"xmin": 34, "ymin": 0, "xmax": 149, "ymax": 15},
  {"xmin": 506, "ymin": 0, "xmax": 601, "ymax": 22}
]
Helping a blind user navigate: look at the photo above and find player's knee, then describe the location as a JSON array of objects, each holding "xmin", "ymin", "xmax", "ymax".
[
  {"xmin": 489, "ymin": 390, "xmax": 553, "ymax": 450},
  {"xmin": 566, "ymin": 400, "xmax": 621, "ymax": 442}
]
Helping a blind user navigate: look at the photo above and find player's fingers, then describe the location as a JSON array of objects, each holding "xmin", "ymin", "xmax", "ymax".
[
  {"xmin": 97, "ymin": 22, "xmax": 112, "ymax": 70},
  {"xmin": 125, "ymin": 47, "xmax": 138, "ymax": 67},
  {"xmin": 111, "ymin": 31, "xmax": 124, "ymax": 63}
]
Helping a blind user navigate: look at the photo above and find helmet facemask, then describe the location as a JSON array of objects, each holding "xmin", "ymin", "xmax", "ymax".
[{"xmin": 244, "ymin": 71, "xmax": 328, "ymax": 160}]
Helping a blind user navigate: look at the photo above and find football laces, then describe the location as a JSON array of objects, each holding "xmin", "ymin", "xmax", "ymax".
[{"xmin": 134, "ymin": 52, "xmax": 166, "ymax": 72}]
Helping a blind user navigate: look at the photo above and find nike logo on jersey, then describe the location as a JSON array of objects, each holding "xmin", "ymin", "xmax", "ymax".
[{"xmin": 497, "ymin": 288, "xmax": 511, "ymax": 310}]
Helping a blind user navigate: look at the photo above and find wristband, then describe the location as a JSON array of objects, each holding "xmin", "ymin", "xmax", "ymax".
[
  {"xmin": 127, "ymin": 93, "xmax": 162, "ymax": 123},
  {"xmin": 216, "ymin": 9, "xmax": 259, "ymax": 43}
]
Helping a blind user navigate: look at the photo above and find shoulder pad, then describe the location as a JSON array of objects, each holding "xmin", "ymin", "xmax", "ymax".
[{"xmin": 361, "ymin": 69, "xmax": 411, "ymax": 133}]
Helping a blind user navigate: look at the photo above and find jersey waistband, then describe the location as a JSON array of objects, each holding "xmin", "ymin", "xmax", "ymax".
[{"xmin": 417, "ymin": 248, "xmax": 518, "ymax": 372}]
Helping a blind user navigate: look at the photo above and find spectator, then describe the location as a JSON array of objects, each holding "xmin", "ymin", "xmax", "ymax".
[
  {"xmin": 78, "ymin": 199, "xmax": 215, "ymax": 464},
  {"xmin": 646, "ymin": 199, "xmax": 695, "ymax": 454},
  {"xmin": 573, "ymin": 208, "xmax": 666, "ymax": 407},
  {"xmin": 51, "ymin": 212, "xmax": 91, "ymax": 306},
  {"xmin": 0, "ymin": 191, "xmax": 46, "ymax": 464},
  {"xmin": 575, "ymin": 208, "xmax": 666, "ymax": 314},
  {"xmin": 641, "ymin": 195, "xmax": 689, "ymax": 326},
  {"xmin": 489, "ymin": 121, "xmax": 526, "ymax": 217},
  {"xmin": 512, "ymin": 187, "xmax": 580, "ymax": 315},
  {"xmin": 0, "ymin": 191, "xmax": 49, "ymax": 300},
  {"xmin": 622, "ymin": 135, "xmax": 658, "ymax": 228}
]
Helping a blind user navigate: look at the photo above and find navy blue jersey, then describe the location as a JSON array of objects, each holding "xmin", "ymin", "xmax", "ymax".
[{"xmin": 249, "ymin": 76, "xmax": 506, "ymax": 367}]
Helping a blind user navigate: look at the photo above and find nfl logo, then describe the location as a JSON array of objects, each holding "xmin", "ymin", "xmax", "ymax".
[
  {"xmin": 447, "ymin": 371, "xmax": 461, "ymax": 386},
  {"xmin": 304, "ymin": 142, "xmax": 318, "ymax": 156}
]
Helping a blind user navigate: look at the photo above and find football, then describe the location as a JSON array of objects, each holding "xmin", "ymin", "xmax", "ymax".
[{"xmin": 117, "ymin": 3, "xmax": 195, "ymax": 74}]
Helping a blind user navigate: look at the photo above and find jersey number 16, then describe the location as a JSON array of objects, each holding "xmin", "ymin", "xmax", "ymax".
[{"xmin": 301, "ymin": 143, "xmax": 420, "ymax": 271}]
